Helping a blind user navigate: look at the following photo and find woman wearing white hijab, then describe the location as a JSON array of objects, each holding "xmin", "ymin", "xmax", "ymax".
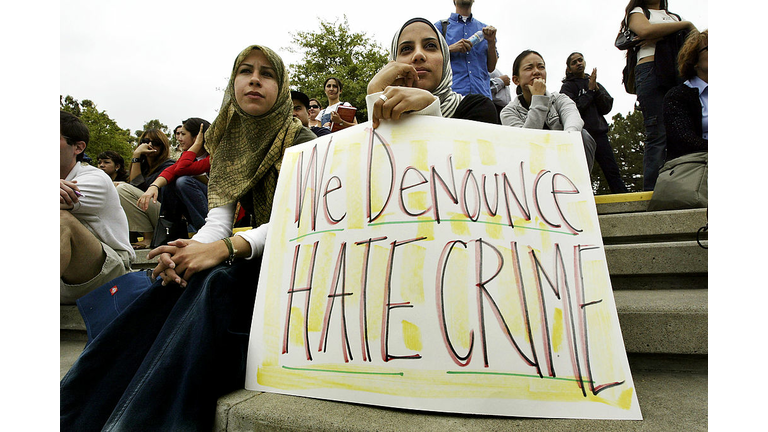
[{"xmin": 368, "ymin": 17, "xmax": 498, "ymax": 128}]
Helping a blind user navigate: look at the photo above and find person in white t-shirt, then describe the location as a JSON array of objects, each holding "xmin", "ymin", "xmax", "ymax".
[
  {"xmin": 316, "ymin": 76, "xmax": 358, "ymax": 130},
  {"xmin": 60, "ymin": 111, "xmax": 134, "ymax": 304},
  {"xmin": 622, "ymin": 0, "xmax": 696, "ymax": 190}
]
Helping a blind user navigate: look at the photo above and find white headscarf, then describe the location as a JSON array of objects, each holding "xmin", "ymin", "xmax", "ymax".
[{"xmin": 389, "ymin": 18, "xmax": 463, "ymax": 118}]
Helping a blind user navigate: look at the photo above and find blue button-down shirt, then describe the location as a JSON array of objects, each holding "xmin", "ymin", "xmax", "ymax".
[
  {"xmin": 685, "ymin": 76, "xmax": 708, "ymax": 140},
  {"xmin": 435, "ymin": 13, "xmax": 498, "ymax": 99}
]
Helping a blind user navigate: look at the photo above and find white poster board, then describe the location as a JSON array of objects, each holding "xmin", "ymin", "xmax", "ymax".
[{"xmin": 245, "ymin": 116, "xmax": 642, "ymax": 420}]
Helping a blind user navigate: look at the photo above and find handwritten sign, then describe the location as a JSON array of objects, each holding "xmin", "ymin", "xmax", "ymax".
[{"xmin": 245, "ymin": 116, "xmax": 641, "ymax": 420}]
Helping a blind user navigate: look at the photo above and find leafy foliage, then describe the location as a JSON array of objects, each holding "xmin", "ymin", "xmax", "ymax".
[
  {"xmin": 60, "ymin": 95, "xmax": 133, "ymax": 166},
  {"xmin": 285, "ymin": 16, "xmax": 389, "ymax": 123},
  {"xmin": 135, "ymin": 119, "xmax": 182, "ymax": 158},
  {"xmin": 134, "ymin": 119, "xmax": 171, "ymax": 143},
  {"xmin": 592, "ymin": 107, "xmax": 645, "ymax": 194}
]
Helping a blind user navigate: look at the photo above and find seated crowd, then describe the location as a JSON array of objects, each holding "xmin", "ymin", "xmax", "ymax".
[{"xmin": 61, "ymin": 2, "xmax": 707, "ymax": 429}]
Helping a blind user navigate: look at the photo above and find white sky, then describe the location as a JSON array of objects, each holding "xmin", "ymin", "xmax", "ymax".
[{"xmin": 59, "ymin": 0, "xmax": 708, "ymax": 133}]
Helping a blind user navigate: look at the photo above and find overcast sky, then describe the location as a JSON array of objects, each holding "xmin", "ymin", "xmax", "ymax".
[{"xmin": 60, "ymin": 0, "xmax": 708, "ymax": 134}]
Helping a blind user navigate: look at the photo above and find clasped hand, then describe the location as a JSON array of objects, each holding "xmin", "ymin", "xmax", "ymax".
[{"xmin": 148, "ymin": 239, "xmax": 227, "ymax": 288}]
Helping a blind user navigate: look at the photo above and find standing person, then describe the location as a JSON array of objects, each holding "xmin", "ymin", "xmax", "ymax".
[
  {"xmin": 315, "ymin": 77, "xmax": 358, "ymax": 130},
  {"xmin": 489, "ymin": 67, "xmax": 512, "ymax": 121},
  {"xmin": 434, "ymin": 0, "xmax": 498, "ymax": 100},
  {"xmin": 137, "ymin": 117, "xmax": 212, "ymax": 239},
  {"xmin": 96, "ymin": 150, "xmax": 129, "ymax": 183},
  {"xmin": 561, "ymin": 52, "xmax": 629, "ymax": 193},
  {"xmin": 499, "ymin": 49, "xmax": 596, "ymax": 172},
  {"xmin": 60, "ymin": 44, "xmax": 317, "ymax": 432},
  {"xmin": 367, "ymin": 17, "xmax": 499, "ymax": 128},
  {"xmin": 116, "ymin": 129, "xmax": 175, "ymax": 249},
  {"xmin": 60, "ymin": 111, "xmax": 134, "ymax": 304},
  {"xmin": 663, "ymin": 29, "xmax": 707, "ymax": 161},
  {"xmin": 622, "ymin": 0, "xmax": 696, "ymax": 190},
  {"xmin": 292, "ymin": 90, "xmax": 331, "ymax": 137}
]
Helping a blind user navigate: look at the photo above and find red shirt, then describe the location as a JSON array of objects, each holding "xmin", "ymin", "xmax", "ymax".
[{"xmin": 158, "ymin": 151, "xmax": 210, "ymax": 183}]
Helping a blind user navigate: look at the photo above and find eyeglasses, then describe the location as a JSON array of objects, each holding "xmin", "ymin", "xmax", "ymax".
[{"xmin": 309, "ymin": 105, "xmax": 320, "ymax": 109}]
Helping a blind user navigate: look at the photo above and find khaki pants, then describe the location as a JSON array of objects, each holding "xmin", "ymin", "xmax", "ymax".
[
  {"xmin": 116, "ymin": 183, "xmax": 161, "ymax": 233},
  {"xmin": 60, "ymin": 243, "xmax": 132, "ymax": 304}
]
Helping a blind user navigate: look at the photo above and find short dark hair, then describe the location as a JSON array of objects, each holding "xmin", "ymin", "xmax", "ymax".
[
  {"xmin": 324, "ymin": 77, "xmax": 343, "ymax": 91},
  {"xmin": 512, "ymin": 49, "xmax": 544, "ymax": 77},
  {"xmin": 97, "ymin": 150, "xmax": 128, "ymax": 181},
  {"xmin": 309, "ymin": 98, "xmax": 322, "ymax": 109},
  {"xmin": 291, "ymin": 90, "xmax": 310, "ymax": 110},
  {"xmin": 512, "ymin": 49, "xmax": 545, "ymax": 95},
  {"xmin": 60, "ymin": 111, "xmax": 90, "ymax": 162},
  {"xmin": 564, "ymin": 51, "xmax": 583, "ymax": 79}
]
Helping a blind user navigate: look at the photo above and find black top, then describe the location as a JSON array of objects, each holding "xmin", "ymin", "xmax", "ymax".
[
  {"xmin": 663, "ymin": 84, "xmax": 707, "ymax": 161},
  {"xmin": 452, "ymin": 94, "xmax": 501, "ymax": 125},
  {"xmin": 130, "ymin": 158, "xmax": 175, "ymax": 191},
  {"xmin": 560, "ymin": 75, "xmax": 613, "ymax": 135}
]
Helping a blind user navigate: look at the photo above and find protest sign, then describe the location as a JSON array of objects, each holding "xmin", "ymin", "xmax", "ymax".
[{"xmin": 245, "ymin": 116, "xmax": 641, "ymax": 420}]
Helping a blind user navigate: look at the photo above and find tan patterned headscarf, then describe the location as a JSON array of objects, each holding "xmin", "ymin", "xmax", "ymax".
[{"xmin": 205, "ymin": 45, "xmax": 304, "ymax": 227}]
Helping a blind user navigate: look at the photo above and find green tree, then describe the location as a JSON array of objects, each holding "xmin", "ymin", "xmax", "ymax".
[
  {"xmin": 592, "ymin": 107, "xmax": 645, "ymax": 194},
  {"xmin": 135, "ymin": 119, "xmax": 182, "ymax": 158},
  {"xmin": 60, "ymin": 95, "xmax": 133, "ymax": 166},
  {"xmin": 134, "ymin": 119, "xmax": 171, "ymax": 142},
  {"xmin": 285, "ymin": 16, "xmax": 389, "ymax": 123}
]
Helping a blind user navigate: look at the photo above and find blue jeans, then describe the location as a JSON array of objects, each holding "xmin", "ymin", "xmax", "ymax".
[
  {"xmin": 60, "ymin": 259, "xmax": 260, "ymax": 431},
  {"xmin": 161, "ymin": 176, "xmax": 209, "ymax": 231},
  {"xmin": 635, "ymin": 62, "xmax": 671, "ymax": 191}
]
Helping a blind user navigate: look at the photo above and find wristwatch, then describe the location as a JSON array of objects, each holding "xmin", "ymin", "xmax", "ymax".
[{"xmin": 131, "ymin": 158, "xmax": 141, "ymax": 163}]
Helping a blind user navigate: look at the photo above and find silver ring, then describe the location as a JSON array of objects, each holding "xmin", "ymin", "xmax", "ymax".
[{"xmin": 379, "ymin": 94, "xmax": 388, "ymax": 102}]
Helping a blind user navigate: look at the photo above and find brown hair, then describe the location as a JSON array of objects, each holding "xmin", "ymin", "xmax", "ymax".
[
  {"xmin": 137, "ymin": 128, "xmax": 171, "ymax": 175},
  {"xmin": 677, "ymin": 29, "xmax": 707, "ymax": 79}
]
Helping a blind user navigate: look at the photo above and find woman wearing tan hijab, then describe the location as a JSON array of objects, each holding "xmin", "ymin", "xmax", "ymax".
[{"xmin": 61, "ymin": 45, "xmax": 317, "ymax": 431}]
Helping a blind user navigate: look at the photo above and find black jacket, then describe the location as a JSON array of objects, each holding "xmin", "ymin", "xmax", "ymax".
[
  {"xmin": 663, "ymin": 84, "xmax": 707, "ymax": 161},
  {"xmin": 560, "ymin": 75, "xmax": 613, "ymax": 135}
]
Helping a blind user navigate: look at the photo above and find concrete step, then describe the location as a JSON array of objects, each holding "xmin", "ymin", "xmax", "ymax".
[
  {"xmin": 594, "ymin": 192, "xmax": 653, "ymax": 214},
  {"xmin": 615, "ymin": 289, "xmax": 707, "ymax": 355},
  {"xmin": 131, "ymin": 248, "xmax": 156, "ymax": 270},
  {"xmin": 213, "ymin": 354, "xmax": 707, "ymax": 431},
  {"xmin": 599, "ymin": 208, "xmax": 707, "ymax": 244},
  {"xmin": 605, "ymin": 241, "xmax": 707, "ymax": 276}
]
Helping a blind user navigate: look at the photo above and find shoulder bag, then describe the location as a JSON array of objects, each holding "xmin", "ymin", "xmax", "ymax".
[{"xmin": 647, "ymin": 151, "xmax": 708, "ymax": 211}]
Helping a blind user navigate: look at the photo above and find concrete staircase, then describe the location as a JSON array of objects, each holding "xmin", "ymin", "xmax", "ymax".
[{"xmin": 60, "ymin": 192, "xmax": 708, "ymax": 430}]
